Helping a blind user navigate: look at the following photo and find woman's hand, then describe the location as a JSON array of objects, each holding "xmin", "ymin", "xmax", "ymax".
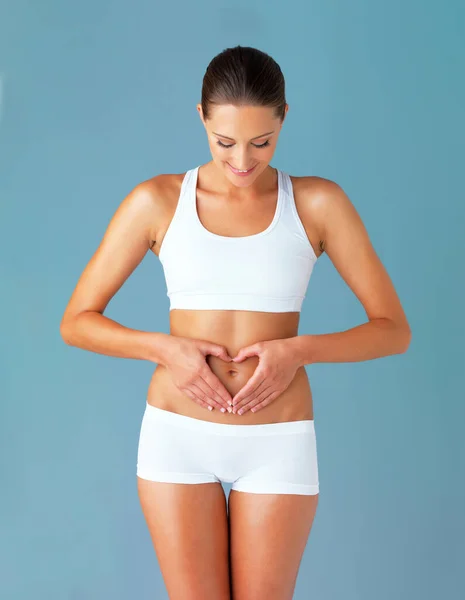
[
  {"xmin": 160, "ymin": 335, "xmax": 234, "ymax": 413},
  {"xmin": 230, "ymin": 338, "xmax": 302, "ymax": 415}
]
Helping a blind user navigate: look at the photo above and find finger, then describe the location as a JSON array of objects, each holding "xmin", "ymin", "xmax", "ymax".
[
  {"xmin": 232, "ymin": 344, "xmax": 260, "ymax": 363},
  {"xmin": 182, "ymin": 386, "xmax": 212, "ymax": 411},
  {"xmin": 191, "ymin": 381, "xmax": 226, "ymax": 411},
  {"xmin": 241, "ymin": 387, "xmax": 280, "ymax": 414},
  {"xmin": 205, "ymin": 344, "xmax": 233, "ymax": 362},
  {"xmin": 235, "ymin": 383, "xmax": 273, "ymax": 413},
  {"xmin": 233, "ymin": 373, "xmax": 268, "ymax": 408},
  {"xmin": 247, "ymin": 390, "xmax": 281, "ymax": 414},
  {"xmin": 231, "ymin": 369, "xmax": 265, "ymax": 405},
  {"xmin": 233, "ymin": 381, "xmax": 265, "ymax": 409},
  {"xmin": 195, "ymin": 378, "xmax": 230, "ymax": 412},
  {"xmin": 202, "ymin": 370, "xmax": 233, "ymax": 408}
]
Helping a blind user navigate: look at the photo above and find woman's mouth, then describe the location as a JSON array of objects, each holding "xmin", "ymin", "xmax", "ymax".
[{"xmin": 227, "ymin": 163, "xmax": 257, "ymax": 176}]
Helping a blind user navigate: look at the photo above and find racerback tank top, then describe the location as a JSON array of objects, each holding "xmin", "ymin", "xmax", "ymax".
[{"xmin": 158, "ymin": 165, "xmax": 318, "ymax": 312}]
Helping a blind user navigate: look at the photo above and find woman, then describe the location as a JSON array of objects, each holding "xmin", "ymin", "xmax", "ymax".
[{"xmin": 60, "ymin": 46, "xmax": 411, "ymax": 599}]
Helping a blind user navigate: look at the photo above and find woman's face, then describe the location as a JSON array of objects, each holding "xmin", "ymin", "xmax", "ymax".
[{"xmin": 197, "ymin": 103, "xmax": 287, "ymax": 186}]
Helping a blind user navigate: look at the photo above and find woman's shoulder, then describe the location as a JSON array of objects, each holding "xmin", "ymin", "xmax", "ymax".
[
  {"xmin": 131, "ymin": 171, "xmax": 189, "ymax": 243},
  {"xmin": 286, "ymin": 173, "xmax": 343, "ymax": 255},
  {"xmin": 133, "ymin": 170, "xmax": 189, "ymax": 210},
  {"xmin": 289, "ymin": 172, "xmax": 346, "ymax": 218},
  {"xmin": 288, "ymin": 171, "xmax": 339, "ymax": 194},
  {"xmin": 288, "ymin": 170, "xmax": 340, "ymax": 208},
  {"xmin": 137, "ymin": 170, "xmax": 185, "ymax": 195}
]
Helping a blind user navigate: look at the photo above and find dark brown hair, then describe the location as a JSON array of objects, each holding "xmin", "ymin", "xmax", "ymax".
[{"xmin": 200, "ymin": 45, "xmax": 286, "ymax": 122}]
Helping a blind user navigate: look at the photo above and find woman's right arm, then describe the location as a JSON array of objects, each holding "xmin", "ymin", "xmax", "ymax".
[
  {"xmin": 60, "ymin": 178, "xmax": 168, "ymax": 363},
  {"xmin": 60, "ymin": 178, "xmax": 233, "ymax": 412}
]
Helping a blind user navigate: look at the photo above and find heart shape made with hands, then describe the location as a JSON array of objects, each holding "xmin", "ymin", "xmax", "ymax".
[
  {"xmin": 207, "ymin": 349, "xmax": 259, "ymax": 383},
  {"xmin": 207, "ymin": 345, "xmax": 263, "ymax": 383}
]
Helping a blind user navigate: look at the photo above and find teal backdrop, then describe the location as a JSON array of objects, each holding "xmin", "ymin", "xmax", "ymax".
[{"xmin": 1, "ymin": 1, "xmax": 464, "ymax": 598}]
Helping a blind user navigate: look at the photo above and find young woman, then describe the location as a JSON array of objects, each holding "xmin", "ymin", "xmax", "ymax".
[{"xmin": 60, "ymin": 45, "xmax": 411, "ymax": 599}]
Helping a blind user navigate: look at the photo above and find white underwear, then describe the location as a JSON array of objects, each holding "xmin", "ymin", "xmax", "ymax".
[{"xmin": 137, "ymin": 403, "xmax": 320, "ymax": 495}]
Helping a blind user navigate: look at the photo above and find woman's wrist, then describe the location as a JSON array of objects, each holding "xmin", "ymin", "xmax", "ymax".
[
  {"xmin": 285, "ymin": 335, "xmax": 312, "ymax": 368},
  {"xmin": 148, "ymin": 332, "xmax": 175, "ymax": 366}
]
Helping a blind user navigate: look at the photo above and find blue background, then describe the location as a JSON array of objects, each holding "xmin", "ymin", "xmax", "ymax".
[{"xmin": 1, "ymin": 1, "xmax": 464, "ymax": 598}]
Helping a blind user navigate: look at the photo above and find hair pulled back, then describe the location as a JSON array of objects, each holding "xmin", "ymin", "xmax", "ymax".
[{"xmin": 201, "ymin": 45, "xmax": 286, "ymax": 122}]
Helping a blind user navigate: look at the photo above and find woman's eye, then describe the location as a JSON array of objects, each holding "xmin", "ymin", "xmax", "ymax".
[
  {"xmin": 216, "ymin": 140, "xmax": 270, "ymax": 149},
  {"xmin": 254, "ymin": 140, "xmax": 270, "ymax": 148}
]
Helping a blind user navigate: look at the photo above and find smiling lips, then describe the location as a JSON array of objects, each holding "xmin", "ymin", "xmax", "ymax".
[{"xmin": 228, "ymin": 163, "xmax": 257, "ymax": 175}]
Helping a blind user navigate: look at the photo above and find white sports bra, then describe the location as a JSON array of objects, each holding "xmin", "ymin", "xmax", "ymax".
[{"xmin": 158, "ymin": 165, "xmax": 318, "ymax": 312}]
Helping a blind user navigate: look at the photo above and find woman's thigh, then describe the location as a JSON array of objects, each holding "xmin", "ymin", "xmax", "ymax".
[
  {"xmin": 137, "ymin": 478, "xmax": 231, "ymax": 600},
  {"xmin": 228, "ymin": 489, "xmax": 319, "ymax": 600}
]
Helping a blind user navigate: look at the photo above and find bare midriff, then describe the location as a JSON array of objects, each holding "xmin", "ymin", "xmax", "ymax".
[{"xmin": 146, "ymin": 309, "xmax": 314, "ymax": 424}]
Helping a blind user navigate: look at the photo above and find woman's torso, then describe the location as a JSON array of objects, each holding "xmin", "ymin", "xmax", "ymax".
[{"xmin": 145, "ymin": 162, "xmax": 324, "ymax": 424}]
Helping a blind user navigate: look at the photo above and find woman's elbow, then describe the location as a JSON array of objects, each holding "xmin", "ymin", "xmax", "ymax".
[
  {"xmin": 60, "ymin": 317, "xmax": 76, "ymax": 345},
  {"xmin": 399, "ymin": 323, "xmax": 412, "ymax": 353}
]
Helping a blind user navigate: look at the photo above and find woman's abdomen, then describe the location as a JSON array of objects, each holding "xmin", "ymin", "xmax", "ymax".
[{"xmin": 146, "ymin": 353, "xmax": 314, "ymax": 424}]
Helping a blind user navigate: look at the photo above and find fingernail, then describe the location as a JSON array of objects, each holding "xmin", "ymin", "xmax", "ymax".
[
  {"xmin": 238, "ymin": 409, "xmax": 244, "ymax": 415},
  {"xmin": 220, "ymin": 408, "xmax": 226, "ymax": 413},
  {"xmin": 208, "ymin": 406, "xmax": 213, "ymax": 411}
]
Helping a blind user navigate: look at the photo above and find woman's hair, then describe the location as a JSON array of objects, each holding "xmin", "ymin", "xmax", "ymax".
[{"xmin": 200, "ymin": 45, "xmax": 286, "ymax": 122}]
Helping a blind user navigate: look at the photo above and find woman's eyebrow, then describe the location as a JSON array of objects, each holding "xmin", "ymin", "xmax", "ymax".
[{"xmin": 212, "ymin": 131, "xmax": 275, "ymax": 141}]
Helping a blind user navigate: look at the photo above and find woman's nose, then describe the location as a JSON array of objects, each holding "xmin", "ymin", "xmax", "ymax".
[{"xmin": 232, "ymin": 151, "xmax": 253, "ymax": 169}]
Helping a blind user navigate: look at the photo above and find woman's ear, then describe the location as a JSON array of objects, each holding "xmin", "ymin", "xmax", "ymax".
[
  {"xmin": 196, "ymin": 104, "xmax": 205, "ymax": 127},
  {"xmin": 281, "ymin": 103, "xmax": 289, "ymax": 126}
]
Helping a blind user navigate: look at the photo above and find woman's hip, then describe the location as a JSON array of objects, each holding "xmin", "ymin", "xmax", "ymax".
[{"xmin": 136, "ymin": 402, "xmax": 320, "ymax": 495}]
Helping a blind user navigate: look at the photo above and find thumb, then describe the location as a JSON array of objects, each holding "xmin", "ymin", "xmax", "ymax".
[
  {"xmin": 204, "ymin": 343, "xmax": 233, "ymax": 362},
  {"xmin": 232, "ymin": 344, "xmax": 259, "ymax": 362}
]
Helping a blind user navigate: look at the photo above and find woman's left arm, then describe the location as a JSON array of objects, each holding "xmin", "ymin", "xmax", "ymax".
[
  {"xmin": 231, "ymin": 179, "xmax": 411, "ymax": 413},
  {"xmin": 290, "ymin": 179, "xmax": 412, "ymax": 366}
]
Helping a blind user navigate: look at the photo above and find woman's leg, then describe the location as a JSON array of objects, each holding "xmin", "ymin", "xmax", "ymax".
[
  {"xmin": 137, "ymin": 478, "xmax": 231, "ymax": 600},
  {"xmin": 228, "ymin": 489, "xmax": 319, "ymax": 600}
]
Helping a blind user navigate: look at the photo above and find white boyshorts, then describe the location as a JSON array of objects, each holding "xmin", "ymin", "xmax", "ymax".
[{"xmin": 137, "ymin": 403, "xmax": 320, "ymax": 495}]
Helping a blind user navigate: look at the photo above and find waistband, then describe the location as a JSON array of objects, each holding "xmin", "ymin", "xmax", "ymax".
[
  {"xmin": 143, "ymin": 402, "xmax": 315, "ymax": 436},
  {"xmin": 168, "ymin": 292, "xmax": 303, "ymax": 313}
]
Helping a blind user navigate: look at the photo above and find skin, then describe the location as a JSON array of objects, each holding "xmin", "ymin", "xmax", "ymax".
[{"xmin": 60, "ymin": 102, "xmax": 410, "ymax": 599}]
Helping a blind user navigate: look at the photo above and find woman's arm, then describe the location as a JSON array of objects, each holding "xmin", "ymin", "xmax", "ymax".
[
  {"xmin": 290, "ymin": 178, "xmax": 411, "ymax": 367},
  {"xmin": 60, "ymin": 177, "xmax": 170, "ymax": 365}
]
